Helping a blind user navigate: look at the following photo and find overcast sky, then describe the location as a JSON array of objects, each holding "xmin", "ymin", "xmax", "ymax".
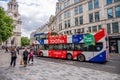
[{"xmin": 0, "ymin": 0, "xmax": 58, "ymax": 38}]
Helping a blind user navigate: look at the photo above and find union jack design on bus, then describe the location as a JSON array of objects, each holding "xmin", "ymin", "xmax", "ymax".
[{"xmin": 34, "ymin": 28, "xmax": 109, "ymax": 63}]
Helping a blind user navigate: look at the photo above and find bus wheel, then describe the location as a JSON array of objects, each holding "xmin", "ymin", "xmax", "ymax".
[
  {"xmin": 40, "ymin": 52, "xmax": 43, "ymax": 57},
  {"xmin": 77, "ymin": 54, "xmax": 85, "ymax": 62},
  {"xmin": 66, "ymin": 54, "xmax": 73, "ymax": 60}
]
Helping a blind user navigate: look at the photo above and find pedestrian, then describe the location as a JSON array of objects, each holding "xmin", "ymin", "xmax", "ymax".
[
  {"xmin": 5, "ymin": 46, "xmax": 8, "ymax": 53},
  {"xmin": 28, "ymin": 48, "xmax": 34, "ymax": 64},
  {"xmin": 10, "ymin": 48, "xmax": 17, "ymax": 67},
  {"xmin": 37, "ymin": 49, "xmax": 40, "ymax": 57},
  {"xmin": 111, "ymin": 46, "xmax": 115, "ymax": 54},
  {"xmin": 16, "ymin": 46, "xmax": 19, "ymax": 55},
  {"xmin": 23, "ymin": 47, "xmax": 29, "ymax": 67}
]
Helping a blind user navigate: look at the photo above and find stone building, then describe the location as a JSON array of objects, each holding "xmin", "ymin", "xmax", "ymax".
[
  {"xmin": 4, "ymin": 0, "xmax": 22, "ymax": 47},
  {"xmin": 52, "ymin": 0, "xmax": 120, "ymax": 53},
  {"xmin": 48, "ymin": 15, "xmax": 57, "ymax": 32},
  {"xmin": 30, "ymin": 23, "xmax": 49, "ymax": 45}
]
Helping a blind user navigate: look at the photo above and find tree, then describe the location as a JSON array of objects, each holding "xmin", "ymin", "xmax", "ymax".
[
  {"xmin": 21, "ymin": 37, "xmax": 30, "ymax": 46},
  {"xmin": 0, "ymin": 7, "xmax": 14, "ymax": 43}
]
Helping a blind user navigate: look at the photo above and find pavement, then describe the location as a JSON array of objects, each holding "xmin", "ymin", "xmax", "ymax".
[{"xmin": 0, "ymin": 50, "xmax": 120, "ymax": 80}]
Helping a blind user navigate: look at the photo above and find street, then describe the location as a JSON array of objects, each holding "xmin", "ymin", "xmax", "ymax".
[
  {"xmin": 38, "ymin": 54, "xmax": 120, "ymax": 74},
  {"xmin": 0, "ymin": 50, "xmax": 120, "ymax": 80}
]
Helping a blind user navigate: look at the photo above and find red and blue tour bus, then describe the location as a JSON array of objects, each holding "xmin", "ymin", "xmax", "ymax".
[{"xmin": 33, "ymin": 28, "xmax": 109, "ymax": 63}]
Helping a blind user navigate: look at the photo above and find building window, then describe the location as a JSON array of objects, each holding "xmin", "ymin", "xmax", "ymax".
[
  {"xmin": 74, "ymin": 7, "xmax": 78, "ymax": 15},
  {"xmin": 79, "ymin": 16, "xmax": 83, "ymax": 24},
  {"xmin": 92, "ymin": 26, "xmax": 97, "ymax": 32},
  {"xmin": 64, "ymin": 0, "xmax": 70, "ymax": 8},
  {"xmin": 14, "ymin": 14, "xmax": 17, "ymax": 17},
  {"xmin": 68, "ymin": 10, "xmax": 71, "ymax": 17},
  {"xmin": 95, "ymin": 12, "xmax": 100, "ymax": 22},
  {"xmin": 64, "ymin": 10, "xmax": 71, "ymax": 19},
  {"xmin": 112, "ymin": 22, "xmax": 119, "ymax": 33},
  {"xmin": 94, "ymin": 0, "xmax": 99, "ymax": 8},
  {"xmin": 115, "ymin": 6, "xmax": 120, "ymax": 17},
  {"xmin": 59, "ymin": 23, "xmax": 62, "ymax": 30},
  {"xmin": 64, "ymin": 20, "xmax": 71, "ymax": 29},
  {"xmin": 79, "ymin": 5, "xmax": 83, "ymax": 13},
  {"xmin": 77, "ymin": 29, "xmax": 81, "ymax": 33},
  {"xmin": 74, "ymin": 29, "xmax": 77, "ymax": 34},
  {"xmin": 88, "ymin": 0, "xmax": 93, "ymax": 10},
  {"xmin": 64, "ymin": 2, "xmax": 67, "ymax": 8},
  {"xmin": 68, "ymin": 20, "xmax": 71, "ymax": 28},
  {"xmin": 114, "ymin": 0, "xmax": 120, "ymax": 2},
  {"xmin": 107, "ymin": 23, "xmax": 111, "ymax": 34},
  {"xmin": 75, "ymin": 17, "xmax": 78, "ymax": 26},
  {"xmin": 98, "ymin": 25, "xmax": 102, "ymax": 30},
  {"xmin": 88, "ymin": 27, "xmax": 91, "ymax": 32},
  {"xmin": 107, "ymin": 8, "xmax": 113, "ymax": 19},
  {"xmin": 74, "ymin": 5, "xmax": 82, "ymax": 15},
  {"xmin": 58, "ymin": 4, "xmax": 62, "ymax": 11},
  {"xmin": 58, "ymin": 14, "xmax": 62, "ymax": 22},
  {"xmin": 89, "ymin": 13, "xmax": 93, "ymax": 22},
  {"xmin": 82, "ymin": 28, "xmax": 84, "ymax": 33},
  {"xmin": 65, "ymin": 21, "xmax": 67, "ymax": 29},
  {"xmin": 74, "ymin": 0, "xmax": 79, "ymax": 3},
  {"xmin": 106, "ymin": 0, "xmax": 112, "ymax": 5},
  {"xmin": 74, "ymin": 0, "xmax": 82, "ymax": 3}
]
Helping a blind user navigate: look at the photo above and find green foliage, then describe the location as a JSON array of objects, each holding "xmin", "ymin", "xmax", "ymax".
[
  {"xmin": 21, "ymin": 37, "xmax": 30, "ymax": 46},
  {"xmin": 0, "ymin": 7, "xmax": 14, "ymax": 43}
]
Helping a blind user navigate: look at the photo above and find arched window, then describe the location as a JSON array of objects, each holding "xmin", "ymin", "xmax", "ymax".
[{"xmin": 14, "ymin": 14, "xmax": 17, "ymax": 17}]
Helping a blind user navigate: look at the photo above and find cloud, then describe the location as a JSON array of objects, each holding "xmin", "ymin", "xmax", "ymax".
[
  {"xmin": 0, "ymin": 0, "xmax": 58, "ymax": 38},
  {"xmin": 0, "ymin": 0, "xmax": 8, "ymax": 10}
]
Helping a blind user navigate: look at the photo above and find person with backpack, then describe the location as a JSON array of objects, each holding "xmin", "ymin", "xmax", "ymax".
[
  {"xmin": 23, "ymin": 48, "xmax": 29, "ymax": 67},
  {"xmin": 10, "ymin": 48, "xmax": 17, "ymax": 67},
  {"xmin": 28, "ymin": 48, "xmax": 34, "ymax": 64}
]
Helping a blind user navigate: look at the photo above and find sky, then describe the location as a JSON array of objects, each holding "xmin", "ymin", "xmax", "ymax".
[{"xmin": 0, "ymin": 0, "xmax": 58, "ymax": 38}]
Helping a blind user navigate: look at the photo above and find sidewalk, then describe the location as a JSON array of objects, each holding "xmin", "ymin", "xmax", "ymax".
[
  {"xmin": 110, "ymin": 53, "xmax": 120, "ymax": 56},
  {"xmin": 0, "ymin": 51, "xmax": 120, "ymax": 80}
]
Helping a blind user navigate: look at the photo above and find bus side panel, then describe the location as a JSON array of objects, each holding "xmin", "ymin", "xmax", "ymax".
[
  {"xmin": 89, "ymin": 51, "xmax": 107, "ymax": 62},
  {"xmin": 44, "ymin": 40, "xmax": 48, "ymax": 44},
  {"xmin": 40, "ymin": 50, "xmax": 48, "ymax": 56},
  {"xmin": 94, "ymin": 28, "xmax": 105, "ymax": 42},
  {"xmin": 72, "ymin": 51, "xmax": 82, "ymax": 59},
  {"xmin": 67, "ymin": 36, "xmax": 72, "ymax": 43},
  {"xmin": 48, "ymin": 50, "xmax": 67, "ymax": 58},
  {"xmin": 82, "ymin": 52, "xmax": 94, "ymax": 61}
]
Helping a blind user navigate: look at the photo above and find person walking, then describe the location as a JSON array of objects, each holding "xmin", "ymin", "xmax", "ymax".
[
  {"xmin": 16, "ymin": 47, "xmax": 19, "ymax": 55},
  {"xmin": 5, "ymin": 46, "xmax": 8, "ymax": 53},
  {"xmin": 111, "ymin": 46, "xmax": 116, "ymax": 54},
  {"xmin": 23, "ymin": 48, "xmax": 29, "ymax": 67},
  {"xmin": 28, "ymin": 48, "xmax": 34, "ymax": 64},
  {"xmin": 10, "ymin": 48, "xmax": 17, "ymax": 67}
]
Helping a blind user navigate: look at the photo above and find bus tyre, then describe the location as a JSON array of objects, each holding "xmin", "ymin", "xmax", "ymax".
[
  {"xmin": 40, "ymin": 52, "xmax": 43, "ymax": 57},
  {"xmin": 66, "ymin": 54, "xmax": 73, "ymax": 60},
  {"xmin": 77, "ymin": 54, "xmax": 85, "ymax": 62}
]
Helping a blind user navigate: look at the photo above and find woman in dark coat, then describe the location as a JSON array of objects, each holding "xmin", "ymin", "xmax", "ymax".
[
  {"xmin": 23, "ymin": 48, "xmax": 29, "ymax": 67},
  {"xmin": 10, "ymin": 48, "xmax": 17, "ymax": 67}
]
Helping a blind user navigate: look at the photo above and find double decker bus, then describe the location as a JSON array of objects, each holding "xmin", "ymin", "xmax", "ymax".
[{"xmin": 34, "ymin": 28, "xmax": 109, "ymax": 63}]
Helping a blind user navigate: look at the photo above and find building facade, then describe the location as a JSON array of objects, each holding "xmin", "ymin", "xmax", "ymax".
[
  {"xmin": 53, "ymin": 0, "xmax": 120, "ymax": 53},
  {"xmin": 48, "ymin": 15, "xmax": 57, "ymax": 32},
  {"xmin": 3, "ymin": 0, "xmax": 22, "ymax": 47}
]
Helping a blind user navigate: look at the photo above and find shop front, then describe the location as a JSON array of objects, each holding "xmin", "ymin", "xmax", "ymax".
[{"xmin": 109, "ymin": 35, "xmax": 120, "ymax": 54}]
